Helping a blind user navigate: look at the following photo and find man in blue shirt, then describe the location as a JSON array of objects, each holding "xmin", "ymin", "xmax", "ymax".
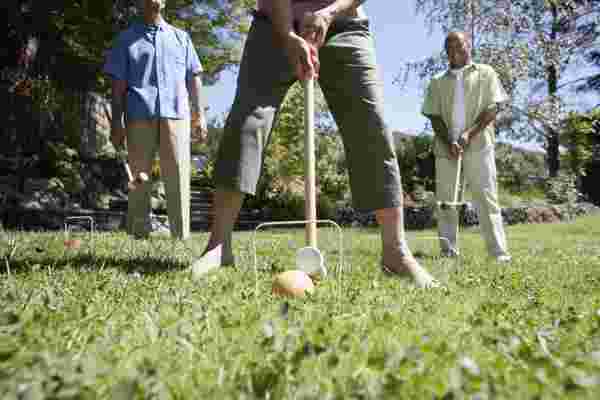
[{"xmin": 104, "ymin": 0, "xmax": 206, "ymax": 240}]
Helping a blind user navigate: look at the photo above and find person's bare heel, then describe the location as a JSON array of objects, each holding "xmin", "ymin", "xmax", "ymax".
[{"xmin": 382, "ymin": 252, "xmax": 441, "ymax": 289}]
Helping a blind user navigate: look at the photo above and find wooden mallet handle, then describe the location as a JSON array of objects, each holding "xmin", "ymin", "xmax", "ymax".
[{"xmin": 304, "ymin": 78, "xmax": 317, "ymax": 248}]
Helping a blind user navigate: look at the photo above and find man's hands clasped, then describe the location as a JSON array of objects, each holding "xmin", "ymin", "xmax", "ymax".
[{"xmin": 449, "ymin": 131, "xmax": 470, "ymax": 159}]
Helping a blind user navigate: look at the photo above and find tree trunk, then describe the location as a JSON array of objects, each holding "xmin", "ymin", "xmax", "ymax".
[
  {"xmin": 546, "ymin": 126, "xmax": 560, "ymax": 177},
  {"xmin": 546, "ymin": 5, "xmax": 560, "ymax": 177},
  {"xmin": 547, "ymin": 64, "xmax": 560, "ymax": 177}
]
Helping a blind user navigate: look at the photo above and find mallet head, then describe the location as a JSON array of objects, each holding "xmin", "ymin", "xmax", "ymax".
[
  {"xmin": 128, "ymin": 172, "xmax": 149, "ymax": 191},
  {"xmin": 437, "ymin": 201, "xmax": 467, "ymax": 212}
]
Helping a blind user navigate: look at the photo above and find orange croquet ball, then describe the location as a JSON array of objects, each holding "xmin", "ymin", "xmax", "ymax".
[
  {"xmin": 64, "ymin": 238, "xmax": 82, "ymax": 249},
  {"xmin": 272, "ymin": 270, "xmax": 315, "ymax": 297}
]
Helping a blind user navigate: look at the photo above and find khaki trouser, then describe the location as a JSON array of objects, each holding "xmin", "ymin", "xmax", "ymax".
[
  {"xmin": 127, "ymin": 119, "xmax": 190, "ymax": 240},
  {"xmin": 435, "ymin": 146, "xmax": 509, "ymax": 257}
]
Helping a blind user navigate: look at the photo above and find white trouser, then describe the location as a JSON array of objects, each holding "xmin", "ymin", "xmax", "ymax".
[
  {"xmin": 127, "ymin": 119, "xmax": 191, "ymax": 240},
  {"xmin": 435, "ymin": 146, "xmax": 509, "ymax": 257}
]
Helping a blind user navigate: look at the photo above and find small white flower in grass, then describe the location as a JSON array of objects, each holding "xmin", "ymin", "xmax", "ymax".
[
  {"xmin": 262, "ymin": 320, "xmax": 275, "ymax": 338},
  {"xmin": 535, "ymin": 369, "xmax": 548, "ymax": 384},
  {"xmin": 217, "ymin": 366, "xmax": 225, "ymax": 386},
  {"xmin": 573, "ymin": 374, "xmax": 600, "ymax": 387},
  {"xmin": 590, "ymin": 351, "xmax": 600, "ymax": 364},
  {"xmin": 459, "ymin": 356, "xmax": 480, "ymax": 376}
]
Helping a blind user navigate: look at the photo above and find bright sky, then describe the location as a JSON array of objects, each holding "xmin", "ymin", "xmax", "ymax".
[{"xmin": 203, "ymin": 1, "xmax": 444, "ymax": 133}]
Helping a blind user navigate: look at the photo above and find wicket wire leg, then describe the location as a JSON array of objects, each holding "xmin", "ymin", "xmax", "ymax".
[
  {"xmin": 64, "ymin": 216, "xmax": 95, "ymax": 236},
  {"xmin": 64, "ymin": 216, "xmax": 95, "ymax": 245}
]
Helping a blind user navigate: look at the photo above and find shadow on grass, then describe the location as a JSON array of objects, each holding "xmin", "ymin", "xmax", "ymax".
[
  {"xmin": 1, "ymin": 252, "xmax": 189, "ymax": 276},
  {"xmin": 412, "ymin": 250, "xmax": 443, "ymax": 260}
]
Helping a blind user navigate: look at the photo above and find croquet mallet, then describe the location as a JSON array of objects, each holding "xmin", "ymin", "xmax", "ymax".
[
  {"xmin": 437, "ymin": 153, "xmax": 466, "ymax": 211},
  {"xmin": 120, "ymin": 153, "xmax": 149, "ymax": 191}
]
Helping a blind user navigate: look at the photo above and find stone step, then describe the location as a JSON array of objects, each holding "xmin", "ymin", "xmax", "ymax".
[
  {"xmin": 4, "ymin": 207, "xmax": 262, "ymax": 232},
  {"xmin": 109, "ymin": 203, "xmax": 213, "ymax": 212},
  {"xmin": 110, "ymin": 194, "xmax": 212, "ymax": 207},
  {"xmin": 105, "ymin": 188, "xmax": 264, "ymax": 232},
  {"xmin": 108, "ymin": 202, "xmax": 257, "ymax": 217},
  {"xmin": 5, "ymin": 208, "xmax": 126, "ymax": 232},
  {"xmin": 190, "ymin": 221, "xmax": 259, "ymax": 231},
  {"xmin": 191, "ymin": 191, "xmax": 212, "ymax": 200},
  {"xmin": 190, "ymin": 198, "xmax": 211, "ymax": 205},
  {"xmin": 190, "ymin": 179, "xmax": 211, "ymax": 187}
]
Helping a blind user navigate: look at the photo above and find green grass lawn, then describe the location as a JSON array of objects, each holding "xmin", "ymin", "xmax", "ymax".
[{"xmin": 1, "ymin": 216, "xmax": 600, "ymax": 399}]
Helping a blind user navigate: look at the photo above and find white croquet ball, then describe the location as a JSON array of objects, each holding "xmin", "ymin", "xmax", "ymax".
[
  {"xmin": 296, "ymin": 246, "xmax": 327, "ymax": 279},
  {"xmin": 272, "ymin": 270, "xmax": 315, "ymax": 297}
]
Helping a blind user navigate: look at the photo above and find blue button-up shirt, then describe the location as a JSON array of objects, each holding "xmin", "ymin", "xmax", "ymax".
[{"xmin": 103, "ymin": 19, "xmax": 203, "ymax": 121}]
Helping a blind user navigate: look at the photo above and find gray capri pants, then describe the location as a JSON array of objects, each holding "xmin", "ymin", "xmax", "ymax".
[{"xmin": 214, "ymin": 12, "xmax": 403, "ymax": 212}]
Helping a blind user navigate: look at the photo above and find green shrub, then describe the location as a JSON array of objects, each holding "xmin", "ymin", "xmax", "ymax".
[
  {"xmin": 495, "ymin": 143, "xmax": 546, "ymax": 194},
  {"xmin": 316, "ymin": 134, "xmax": 349, "ymax": 202},
  {"xmin": 545, "ymin": 172, "xmax": 579, "ymax": 205},
  {"xmin": 266, "ymin": 191, "xmax": 305, "ymax": 220},
  {"xmin": 192, "ymin": 158, "xmax": 214, "ymax": 189},
  {"xmin": 44, "ymin": 142, "xmax": 84, "ymax": 194},
  {"xmin": 317, "ymin": 194, "xmax": 337, "ymax": 220},
  {"xmin": 563, "ymin": 109, "xmax": 600, "ymax": 204},
  {"xmin": 563, "ymin": 110, "xmax": 599, "ymax": 176},
  {"xmin": 395, "ymin": 133, "xmax": 435, "ymax": 193}
]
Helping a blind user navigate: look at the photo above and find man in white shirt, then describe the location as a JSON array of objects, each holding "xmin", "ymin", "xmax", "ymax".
[{"xmin": 422, "ymin": 32, "xmax": 512, "ymax": 262}]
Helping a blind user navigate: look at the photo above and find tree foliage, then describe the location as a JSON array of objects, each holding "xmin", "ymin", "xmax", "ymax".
[
  {"xmin": 394, "ymin": 133, "xmax": 436, "ymax": 193},
  {"xmin": 1, "ymin": 0, "xmax": 253, "ymax": 92},
  {"xmin": 254, "ymin": 82, "xmax": 343, "ymax": 202},
  {"xmin": 562, "ymin": 108, "xmax": 600, "ymax": 175},
  {"xmin": 495, "ymin": 142, "xmax": 546, "ymax": 193},
  {"xmin": 0, "ymin": 0, "xmax": 254, "ymax": 174}
]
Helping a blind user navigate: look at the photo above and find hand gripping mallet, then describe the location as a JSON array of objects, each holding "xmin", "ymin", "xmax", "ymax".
[
  {"xmin": 106, "ymin": 111, "xmax": 149, "ymax": 190},
  {"xmin": 122, "ymin": 156, "xmax": 149, "ymax": 191},
  {"xmin": 295, "ymin": 77, "xmax": 327, "ymax": 278}
]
